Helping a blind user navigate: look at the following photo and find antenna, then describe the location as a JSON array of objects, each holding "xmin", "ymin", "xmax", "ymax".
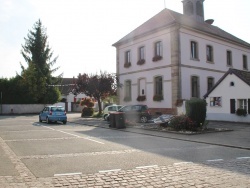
[{"xmin": 164, "ymin": 0, "xmax": 166, "ymax": 8}]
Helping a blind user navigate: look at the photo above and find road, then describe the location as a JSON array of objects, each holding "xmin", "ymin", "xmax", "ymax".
[{"xmin": 0, "ymin": 115, "xmax": 250, "ymax": 187}]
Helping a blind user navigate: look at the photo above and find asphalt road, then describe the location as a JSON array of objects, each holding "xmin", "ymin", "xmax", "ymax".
[{"xmin": 1, "ymin": 115, "xmax": 250, "ymax": 179}]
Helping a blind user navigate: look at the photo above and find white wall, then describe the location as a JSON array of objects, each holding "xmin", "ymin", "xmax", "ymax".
[
  {"xmin": 206, "ymin": 74, "xmax": 250, "ymax": 122},
  {"xmin": 1, "ymin": 104, "xmax": 48, "ymax": 114},
  {"xmin": 180, "ymin": 28, "xmax": 250, "ymax": 100}
]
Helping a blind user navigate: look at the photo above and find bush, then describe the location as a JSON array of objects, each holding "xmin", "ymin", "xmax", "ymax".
[
  {"xmin": 80, "ymin": 97, "xmax": 94, "ymax": 107},
  {"xmin": 168, "ymin": 115, "xmax": 197, "ymax": 131},
  {"xmin": 81, "ymin": 107, "xmax": 94, "ymax": 117},
  {"xmin": 186, "ymin": 98, "xmax": 207, "ymax": 127},
  {"xmin": 236, "ymin": 108, "xmax": 247, "ymax": 116}
]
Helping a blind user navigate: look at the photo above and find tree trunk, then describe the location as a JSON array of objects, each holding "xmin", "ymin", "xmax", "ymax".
[{"xmin": 97, "ymin": 97, "xmax": 102, "ymax": 115}]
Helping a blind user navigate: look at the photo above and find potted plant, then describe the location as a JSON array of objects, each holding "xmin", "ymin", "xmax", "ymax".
[
  {"xmin": 152, "ymin": 55, "xmax": 162, "ymax": 62},
  {"xmin": 236, "ymin": 108, "xmax": 247, "ymax": 116},
  {"xmin": 124, "ymin": 62, "xmax": 131, "ymax": 68},
  {"xmin": 137, "ymin": 95, "xmax": 146, "ymax": 101},
  {"xmin": 153, "ymin": 94, "xmax": 163, "ymax": 101},
  {"xmin": 137, "ymin": 59, "xmax": 145, "ymax": 65}
]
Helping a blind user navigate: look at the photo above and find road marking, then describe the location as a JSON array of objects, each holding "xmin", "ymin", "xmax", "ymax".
[
  {"xmin": 42, "ymin": 126, "xmax": 104, "ymax": 144},
  {"xmin": 54, "ymin": 172, "xmax": 82, "ymax": 176},
  {"xmin": 99, "ymin": 169, "xmax": 121, "ymax": 173},
  {"xmin": 206, "ymin": 159, "xmax": 224, "ymax": 162},
  {"xmin": 236, "ymin": 157, "xmax": 250, "ymax": 160},
  {"xmin": 42, "ymin": 126, "xmax": 55, "ymax": 131},
  {"xmin": 174, "ymin": 162, "xmax": 193, "ymax": 165},
  {"xmin": 136, "ymin": 165, "xmax": 158, "ymax": 169}
]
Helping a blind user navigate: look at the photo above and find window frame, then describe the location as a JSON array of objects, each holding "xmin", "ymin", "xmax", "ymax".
[
  {"xmin": 190, "ymin": 41, "xmax": 199, "ymax": 60},
  {"xmin": 124, "ymin": 80, "xmax": 132, "ymax": 99},
  {"xmin": 138, "ymin": 46, "xmax": 145, "ymax": 61},
  {"xmin": 226, "ymin": 50, "xmax": 232, "ymax": 67},
  {"xmin": 125, "ymin": 50, "xmax": 131, "ymax": 64},
  {"xmin": 154, "ymin": 76, "xmax": 163, "ymax": 96},
  {"xmin": 191, "ymin": 76, "xmax": 200, "ymax": 98},
  {"xmin": 154, "ymin": 41, "xmax": 162, "ymax": 57},
  {"xmin": 206, "ymin": 45, "xmax": 213, "ymax": 62},
  {"xmin": 207, "ymin": 77, "xmax": 214, "ymax": 92},
  {"xmin": 243, "ymin": 55, "xmax": 248, "ymax": 70}
]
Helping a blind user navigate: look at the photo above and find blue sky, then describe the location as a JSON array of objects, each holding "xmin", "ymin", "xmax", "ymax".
[{"xmin": 1, "ymin": 0, "xmax": 250, "ymax": 78}]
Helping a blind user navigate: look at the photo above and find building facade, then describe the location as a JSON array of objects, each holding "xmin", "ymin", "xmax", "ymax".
[
  {"xmin": 204, "ymin": 68, "xmax": 250, "ymax": 122},
  {"xmin": 113, "ymin": 0, "xmax": 250, "ymax": 115}
]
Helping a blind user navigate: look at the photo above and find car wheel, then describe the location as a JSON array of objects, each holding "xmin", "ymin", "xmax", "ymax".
[
  {"xmin": 39, "ymin": 116, "xmax": 42, "ymax": 122},
  {"xmin": 140, "ymin": 116, "xmax": 148, "ymax": 123},
  {"xmin": 104, "ymin": 114, "xmax": 108, "ymax": 121},
  {"xmin": 63, "ymin": 121, "xmax": 67, "ymax": 125},
  {"xmin": 46, "ymin": 117, "xmax": 50, "ymax": 124}
]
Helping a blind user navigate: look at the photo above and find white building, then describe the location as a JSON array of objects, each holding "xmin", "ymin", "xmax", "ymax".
[
  {"xmin": 204, "ymin": 68, "xmax": 250, "ymax": 123},
  {"xmin": 112, "ymin": 0, "xmax": 250, "ymax": 115}
]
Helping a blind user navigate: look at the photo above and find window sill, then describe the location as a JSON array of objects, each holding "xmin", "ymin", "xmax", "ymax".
[
  {"xmin": 190, "ymin": 58, "xmax": 200, "ymax": 61},
  {"xmin": 206, "ymin": 61, "xmax": 214, "ymax": 64}
]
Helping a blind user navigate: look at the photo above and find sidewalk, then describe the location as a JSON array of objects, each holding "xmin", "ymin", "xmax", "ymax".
[{"xmin": 68, "ymin": 113, "xmax": 250, "ymax": 150}]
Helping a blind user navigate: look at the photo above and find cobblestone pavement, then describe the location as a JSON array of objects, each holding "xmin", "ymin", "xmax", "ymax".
[{"xmin": 1, "ymin": 135, "xmax": 250, "ymax": 188}]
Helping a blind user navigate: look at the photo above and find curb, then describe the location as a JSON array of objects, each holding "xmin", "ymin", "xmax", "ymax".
[{"xmin": 68, "ymin": 119, "xmax": 250, "ymax": 151}]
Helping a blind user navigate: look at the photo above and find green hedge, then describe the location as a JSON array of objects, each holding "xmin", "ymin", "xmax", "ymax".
[{"xmin": 186, "ymin": 98, "xmax": 207, "ymax": 127}]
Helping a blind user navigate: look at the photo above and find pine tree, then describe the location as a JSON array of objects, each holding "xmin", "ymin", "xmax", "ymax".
[{"xmin": 20, "ymin": 19, "xmax": 62, "ymax": 103}]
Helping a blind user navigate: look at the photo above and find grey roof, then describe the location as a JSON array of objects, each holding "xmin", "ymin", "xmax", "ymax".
[
  {"xmin": 59, "ymin": 78, "xmax": 75, "ymax": 95},
  {"xmin": 204, "ymin": 68, "xmax": 250, "ymax": 98},
  {"xmin": 113, "ymin": 8, "xmax": 250, "ymax": 48}
]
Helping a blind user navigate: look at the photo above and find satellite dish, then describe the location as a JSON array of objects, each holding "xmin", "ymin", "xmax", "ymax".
[{"xmin": 205, "ymin": 19, "xmax": 214, "ymax": 25}]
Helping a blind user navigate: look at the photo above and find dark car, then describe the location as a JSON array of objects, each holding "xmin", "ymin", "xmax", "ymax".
[
  {"xmin": 39, "ymin": 106, "xmax": 67, "ymax": 124},
  {"xmin": 118, "ymin": 105, "xmax": 151, "ymax": 123}
]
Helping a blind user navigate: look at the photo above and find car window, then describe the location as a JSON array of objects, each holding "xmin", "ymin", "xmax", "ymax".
[
  {"xmin": 109, "ymin": 106, "xmax": 117, "ymax": 111},
  {"xmin": 132, "ymin": 105, "xmax": 140, "ymax": 111},
  {"xmin": 51, "ymin": 107, "xmax": 64, "ymax": 112},
  {"xmin": 119, "ymin": 106, "xmax": 131, "ymax": 112},
  {"xmin": 141, "ymin": 106, "xmax": 148, "ymax": 111}
]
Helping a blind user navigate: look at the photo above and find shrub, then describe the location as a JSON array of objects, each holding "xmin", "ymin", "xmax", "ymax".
[
  {"xmin": 81, "ymin": 107, "xmax": 94, "ymax": 117},
  {"xmin": 80, "ymin": 97, "xmax": 94, "ymax": 107},
  {"xmin": 168, "ymin": 115, "xmax": 197, "ymax": 131},
  {"xmin": 236, "ymin": 108, "xmax": 247, "ymax": 116},
  {"xmin": 186, "ymin": 98, "xmax": 207, "ymax": 128}
]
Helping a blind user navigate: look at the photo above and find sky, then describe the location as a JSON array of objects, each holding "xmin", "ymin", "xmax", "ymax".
[{"xmin": 1, "ymin": 0, "xmax": 250, "ymax": 79}]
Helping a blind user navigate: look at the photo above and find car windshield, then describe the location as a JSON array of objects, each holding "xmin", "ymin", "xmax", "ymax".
[{"xmin": 51, "ymin": 107, "xmax": 64, "ymax": 112}]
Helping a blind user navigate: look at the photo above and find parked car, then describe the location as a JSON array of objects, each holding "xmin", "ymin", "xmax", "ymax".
[
  {"xmin": 118, "ymin": 104, "xmax": 151, "ymax": 123},
  {"xmin": 103, "ymin": 105, "xmax": 123, "ymax": 121},
  {"xmin": 39, "ymin": 106, "xmax": 67, "ymax": 124}
]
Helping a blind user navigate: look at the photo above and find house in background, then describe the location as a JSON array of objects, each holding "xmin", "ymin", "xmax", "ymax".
[
  {"xmin": 204, "ymin": 68, "xmax": 250, "ymax": 123},
  {"xmin": 59, "ymin": 78, "xmax": 101, "ymax": 112},
  {"xmin": 112, "ymin": 0, "xmax": 250, "ymax": 115},
  {"xmin": 58, "ymin": 78, "xmax": 87, "ymax": 112}
]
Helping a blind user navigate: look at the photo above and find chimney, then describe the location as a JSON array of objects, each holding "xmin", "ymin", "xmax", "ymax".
[{"xmin": 182, "ymin": 0, "xmax": 205, "ymax": 22}]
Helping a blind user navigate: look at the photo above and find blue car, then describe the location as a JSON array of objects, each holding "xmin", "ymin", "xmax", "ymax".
[{"xmin": 39, "ymin": 106, "xmax": 67, "ymax": 124}]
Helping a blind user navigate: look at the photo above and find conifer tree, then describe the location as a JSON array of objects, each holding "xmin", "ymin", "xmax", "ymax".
[{"xmin": 20, "ymin": 19, "xmax": 62, "ymax": 103}]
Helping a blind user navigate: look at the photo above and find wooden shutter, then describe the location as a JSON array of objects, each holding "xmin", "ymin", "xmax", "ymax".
[
  {"xmin": 230, "ymin": 99, "xmax": 235, "ymax": 114},
  {"xmin": 248, "ymin": 99, "xmax": 250, "ymax": 114}
]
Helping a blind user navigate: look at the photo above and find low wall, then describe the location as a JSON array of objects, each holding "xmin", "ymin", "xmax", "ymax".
[{"xmin": 1, "ymin": 104, "xmax": 49, "ymax": 114}]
